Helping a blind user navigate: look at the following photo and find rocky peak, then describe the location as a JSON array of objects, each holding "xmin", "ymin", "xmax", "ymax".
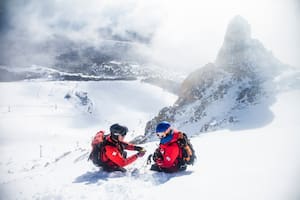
[
  {"xmin": 223, "ymin": 15, "xmax": 251, "ymax": 47},
  {"xmin": 139, "ymin": 16, "xmax": 289, "ymax": 143},
  {"xmin": 216, "ymin": 16, "xmax": 284, "ymax": 79},
  {"xmin": 176, "ymin": 63, "xmax": 225, "ymax": 106}
]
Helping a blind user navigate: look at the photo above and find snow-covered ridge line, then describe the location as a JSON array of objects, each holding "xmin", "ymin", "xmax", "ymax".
[
  {"xmin": 0, "ymin": 64, "xmax": 137, "ymax": 82},
  {"xmin": 0, "ymin": 63, "xmax": 182, "ymax": 95}
]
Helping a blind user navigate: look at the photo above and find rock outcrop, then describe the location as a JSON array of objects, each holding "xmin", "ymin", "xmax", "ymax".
[{"xmin": 142, "ymin": 16, "xmax": 288, "ymax": 142}]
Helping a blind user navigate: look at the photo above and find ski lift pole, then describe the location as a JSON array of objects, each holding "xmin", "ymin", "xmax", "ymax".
[{"xmin": 40, "ymin": 145, "xmax": 43, "ymax": 158}]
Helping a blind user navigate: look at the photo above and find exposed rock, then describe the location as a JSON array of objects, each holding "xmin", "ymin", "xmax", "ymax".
[
  {"xmin": 65, "ymin": 90, "xmax": 93, "ymax": 114},
  {"xmin": 142, "ymin": 16, "xmax": 288, "ymax": 142}
]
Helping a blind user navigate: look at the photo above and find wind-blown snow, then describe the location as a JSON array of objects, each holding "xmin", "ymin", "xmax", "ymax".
[{"xmin": 0, "ymin": 81, "xmax": 299, "ymax": 200}]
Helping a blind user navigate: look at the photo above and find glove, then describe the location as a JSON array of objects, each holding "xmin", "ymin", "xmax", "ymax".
[
  {"xmin": 134, "ymin": 146, "xmax": 143, "ymax": 151},
  {"xmin": 136, "ymin": 149, "xmax": 146, "ymax": 157},
  {"xmin": 153, "ymin": 149, "xmax": 162, "ymax": 162},
  {"xmin": 147, "ymin": 154, "xmax": 153, "ymax": 164}
]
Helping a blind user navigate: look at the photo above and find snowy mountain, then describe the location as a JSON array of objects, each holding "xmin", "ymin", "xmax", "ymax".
[
  {"xmin": 0, "ymin": 80, "xmax": 299, "ymax": 200},
  {"xmin": 143, "ymin": 16, "xmax": 299, "ymax": 141},
  {"xmin": 0, "ymin": 63, "xmax": 136, "ymax": 81},
  {"xmin": 0, "ymin": 63, "xmax": 181, "ymax": 95},
  {"xmin": 1, "ymin": 12, "xmax": 300, "ymax": 200}
]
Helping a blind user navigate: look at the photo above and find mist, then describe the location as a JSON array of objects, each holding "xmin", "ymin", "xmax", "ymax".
[
  {"xmin": 0, "ymin": 0, "xmax": 299, "ymax": 74},
  {"xmin": 148, "ymin": 0, "xmax": 300, "ymax": 73}
]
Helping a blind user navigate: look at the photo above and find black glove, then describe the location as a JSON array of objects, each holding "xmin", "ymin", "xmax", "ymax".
[
  {"xmin": 147, "ymin": 154, "xmax": 153, "ymax": 164},
  {"xmin": 153, "ymin": 149, "xmax": 162, "ymax": 162},
  {"xmin": 134, "ymin": 146, "xmax": 143, "ymax": 151}
]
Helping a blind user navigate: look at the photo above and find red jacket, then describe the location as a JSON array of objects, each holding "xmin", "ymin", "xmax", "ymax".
[
  {"xmin": 154, "ymin": 129, "xmax": 183, "ymax": 171},
  {"xmin": 101, "ymin": 136, "xmax": 138, "ymax": 169}
]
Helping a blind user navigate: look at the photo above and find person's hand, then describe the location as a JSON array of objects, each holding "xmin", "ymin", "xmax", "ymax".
[
  {"xmin": 153, "ymin": 149, "xmax": 162, "ymax": 161},
  {"xmin": 134, "ymin": 146, "xmax": 143, "ymax": 151},
  {"xmin": 137, "ymin": 149, "xmax": 146, "ymax": 157}
]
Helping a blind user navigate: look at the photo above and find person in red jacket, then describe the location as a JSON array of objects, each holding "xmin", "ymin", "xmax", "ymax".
[
  {"xmin": 96, "ymin": 123, "xmax": 146, "ymax": 172},
  {"xmin": 150, "ymin": 121, "xmax": 187, "ymax": 173}
]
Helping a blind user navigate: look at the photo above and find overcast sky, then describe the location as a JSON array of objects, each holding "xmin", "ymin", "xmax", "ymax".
[{"xmin": 1, "ymin": 0, "xmax": 299, "ymax": 73}]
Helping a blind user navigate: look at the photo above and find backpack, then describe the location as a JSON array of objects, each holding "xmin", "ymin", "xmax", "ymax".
[
  {"xmin": 88, "ymin": 130, "xmax": 108, "ymax": 167},
  {"xmin": 177, "ymin": 132, "xmax": 196, "ymax": 165}
]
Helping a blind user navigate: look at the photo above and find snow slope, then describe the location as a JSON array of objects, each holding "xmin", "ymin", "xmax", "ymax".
[{"xmin": 0, "ymin": 81, "xmax": 300, "ymax": 200}]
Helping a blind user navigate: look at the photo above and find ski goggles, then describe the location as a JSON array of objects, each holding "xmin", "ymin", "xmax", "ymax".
[
  {"xmin": 156, "ymin": 131, "xmax": 166, "ymax": 138},
  {"xmin": 156, "ymin": 128, "xmax": 171, "ymax": 138},
  {"xmin": 112, "ymin": 130, "xmax": 127, "ymax": 137}
]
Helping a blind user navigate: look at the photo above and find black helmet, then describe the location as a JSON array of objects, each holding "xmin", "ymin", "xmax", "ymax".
[{"xmin": 110, "ymin": 123, "xmax": 128, "ymax": 140}]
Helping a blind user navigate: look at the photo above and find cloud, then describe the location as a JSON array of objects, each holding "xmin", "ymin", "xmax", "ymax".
[
  {"xmin": 145, "ymin": 0, "xmax": 300, "ymax": 73},
  {"xmin": 3, "ymin": 0, "xmax": 161, "ymax": 42},
  {"xmin": 1, "ymin": 0, "xmax": 299, "ymax": 72},
  {"xmin": 0, "ymin": 0, "xmax": 163, "ymax": 67}
]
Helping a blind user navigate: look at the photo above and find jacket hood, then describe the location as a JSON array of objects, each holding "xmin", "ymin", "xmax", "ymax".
[{"xmin": 160, "ymin": 129, "xmax": 179, "ymax": 144}]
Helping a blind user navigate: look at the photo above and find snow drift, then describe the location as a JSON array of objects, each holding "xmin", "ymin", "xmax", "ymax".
[{"xmin": 0, "ymin": 81, "xmax": 299, "ymax": 200}]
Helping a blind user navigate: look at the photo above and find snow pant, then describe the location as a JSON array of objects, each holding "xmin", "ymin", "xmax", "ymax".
[{"xmin": 150, "ymin": 164, "xmax": 187, "ymax": 173}]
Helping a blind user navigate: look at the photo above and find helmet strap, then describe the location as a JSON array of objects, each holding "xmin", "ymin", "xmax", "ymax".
[{"xmin": 165, "ymin": 127, "xmax": 172, "ymax": 135}]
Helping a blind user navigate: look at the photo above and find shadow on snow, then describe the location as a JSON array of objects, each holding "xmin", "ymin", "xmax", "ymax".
[
  {"xmin": 149, "ymin": 170, "xmax": 194, "ymax": 185},
  {"xmin": 73, "ymin": 170, "xmax": 126, "ymax": 185},
  {"xmin": 73, "ymin": 169, "xmax": 194, "ymax": 185}
]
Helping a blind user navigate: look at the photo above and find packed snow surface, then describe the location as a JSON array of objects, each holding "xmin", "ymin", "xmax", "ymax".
[{"xmin": 0, "ymin": 81, "xmax": 299, "ymax": 200}]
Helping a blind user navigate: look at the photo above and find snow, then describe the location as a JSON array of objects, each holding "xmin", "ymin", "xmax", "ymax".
[{"xmin": 0, "ymin": 81, "xmax": 300, "ymax": 200}]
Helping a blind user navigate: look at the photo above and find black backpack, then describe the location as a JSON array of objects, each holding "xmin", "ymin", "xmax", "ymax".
[{"xmin": 177, "ymin": 132, "xmax": 196, "ymax": 165}]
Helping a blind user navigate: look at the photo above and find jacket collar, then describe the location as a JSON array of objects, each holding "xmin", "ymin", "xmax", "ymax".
[{"xmin": 160, "ymin": 129, "xmax": 178, "ymax": 144}]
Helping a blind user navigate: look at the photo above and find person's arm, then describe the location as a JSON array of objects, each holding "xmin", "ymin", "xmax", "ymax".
[
  {"xmin": 156, "ymin": 143, "xmax": 179, "ymax": 168},
  {"xmin": 121, "ymin": 141, "xmax": 144, "ymax": 152},
  {"xmin": 105, "ymin": 146, "xmax": 138, "ymax": 167}
]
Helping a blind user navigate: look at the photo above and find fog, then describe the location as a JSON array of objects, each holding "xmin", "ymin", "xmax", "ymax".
[
  {"xmin": 150, "ymin": 0, "xmax": 300, "ymax": 73},
  {"xmin": 0, "ymin": 0, "xmax": 299, "ymax": 73}
]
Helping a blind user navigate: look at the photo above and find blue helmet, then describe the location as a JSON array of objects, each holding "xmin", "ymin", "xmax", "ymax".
[{"xmin": 156, "ymin": 121, "xmax": 171, "ymax": 133}]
